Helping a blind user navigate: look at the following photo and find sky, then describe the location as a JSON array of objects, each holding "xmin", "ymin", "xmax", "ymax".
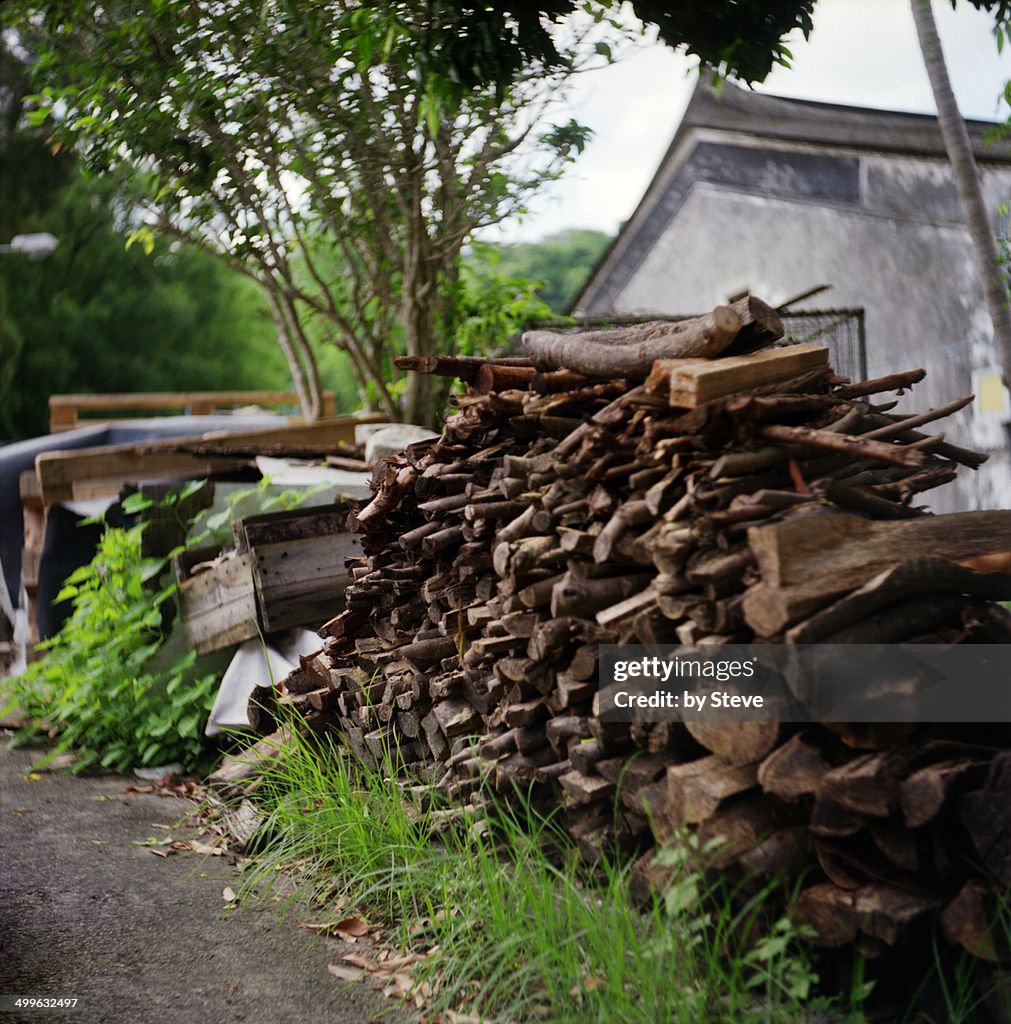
[{"xmin": 492, "ymin": 0, "xmax": 1011, "ymax": 243}]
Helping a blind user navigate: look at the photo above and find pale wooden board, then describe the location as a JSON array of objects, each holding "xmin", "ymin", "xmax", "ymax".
[
  {"xmin": 34, "ymin": 415, "xmax": 385, "ymax": 507},
  {"xmin": 241, "ymin": 505, "xmax": 362, "ymax": 632},
  {"xmin": 644, "ymin": 357, "xmax": 709, "ymax": 394},
  {"xmin": 176, "ymin": 549, "xmax": 259, "ymax": 655},
  {"xmin": 49, "ymin": 389, "xmax": 341, "ymax": 430},
  {"xmin": 668, "ymin": 343, "xmax": 830, "ymax": 407}
]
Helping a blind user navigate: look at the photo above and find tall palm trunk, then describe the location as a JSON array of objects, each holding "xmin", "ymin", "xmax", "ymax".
[{"xmin": 911, "ymin": 0, "xmax": 1011, "ymax": 383}]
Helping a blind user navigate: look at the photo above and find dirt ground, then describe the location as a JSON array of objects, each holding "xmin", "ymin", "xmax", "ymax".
[{"xmin": 0, "ymin": 742, "xmax": 393, "ymax": 1024}]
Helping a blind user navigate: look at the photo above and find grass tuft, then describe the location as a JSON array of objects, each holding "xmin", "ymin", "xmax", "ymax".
[{"xmin": 236, "ymin": 721, "xmax": 858, "ymax": 1023}]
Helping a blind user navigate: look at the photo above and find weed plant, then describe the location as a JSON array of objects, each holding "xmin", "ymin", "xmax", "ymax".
[
  {"xmin": 1, "ymin": 478, "xmax": 319, "ymax": 773},
  {"xmin": 241, "ymin": 720, "xmax": 866, "ymax": 1024}
]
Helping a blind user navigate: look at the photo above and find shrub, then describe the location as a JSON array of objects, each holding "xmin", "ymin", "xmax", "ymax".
[{"xmin": 3, "ymin": 500, "xmax": 217, "ymax": 773}]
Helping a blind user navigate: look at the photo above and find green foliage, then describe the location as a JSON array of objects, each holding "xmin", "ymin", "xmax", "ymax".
[
  {"xmin": 6, "ymin": 0, "xmax": 609, "ymax": 423},
  {"xmin": 357, "ymin": 1, "xmax": 818, "ymax": 90},
  {"xmin": 454, "ymin": 248, "xmax": 555, "ymax": 356},
  {"xmin": 1, "ymin": 477, "xmax": 326, "ymax": 774},
  {"xmin": 239, "ymin": 723, "xmax": 861, "ymax": 1023},
  {"xmin": 2, "ymin": 521, "xmax": 217, "ymax": 773},
  {"xmin": 467, "ymin": 228, "xmax": 613, "ymax": 314},
  {"xmin": 0, "ymin": 169, "xmax": 294, "ymax": 440}
]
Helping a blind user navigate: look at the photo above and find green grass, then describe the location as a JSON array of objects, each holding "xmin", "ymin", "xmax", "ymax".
[{"xmin": 236, "ymin": 723, "xmax": 865, "ymax": 1024}]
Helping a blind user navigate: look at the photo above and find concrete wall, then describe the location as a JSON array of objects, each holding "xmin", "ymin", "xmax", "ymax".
[{"xmin": 579, "ymin": 141, "xmax": 1011, "ymax": 512}]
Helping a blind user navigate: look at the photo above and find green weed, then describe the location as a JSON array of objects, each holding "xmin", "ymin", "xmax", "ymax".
[
  {"xmin": 1, "ymin": 477, "xmax": 322, "ymax": 774},
  {"xmin": 239, "ymin": 721, "xmax": 857, "ymax": 1024},
  {"xmin": 2, "ymin": 518, "xmax": 218, "ymax": 773}
]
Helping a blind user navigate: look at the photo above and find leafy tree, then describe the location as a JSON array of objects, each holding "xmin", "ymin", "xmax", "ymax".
[
  {"xmin": 11, "ymin": 1, "xmax": 604, "ymax": 425},
  {"xmin": 467, "ymin": 228, "xmax": 612, "ymax": 314},
  {"xmin": 0, "ymin": 171, "xmax": 298, "ymax": 440},
  {"xmin": 395, "ymin": 1, "xmax": 818, "ymax": 91}
]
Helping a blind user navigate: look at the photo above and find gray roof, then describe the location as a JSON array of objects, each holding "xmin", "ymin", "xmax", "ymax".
[
  {"xmin": 674, "ymin": 75, "xmax": 1011, "ymax": 163},
  {"xmin": 574, "ymin": 75, "xmax": 1011, "ymax": 313}
]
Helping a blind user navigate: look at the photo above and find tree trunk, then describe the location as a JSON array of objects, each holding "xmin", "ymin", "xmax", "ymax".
[
  {"xmin": 911, "ymin": 0, "xmax": 1011, "ymax": 382},
  {"xmin": 264, "ymin": 287, "xmax": 321, "ymax": 420}
]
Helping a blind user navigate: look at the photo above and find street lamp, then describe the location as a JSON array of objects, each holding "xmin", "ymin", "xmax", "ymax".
[{"xmin": 0, "ymin": 233, "xmax": 60, "ymax": 259}]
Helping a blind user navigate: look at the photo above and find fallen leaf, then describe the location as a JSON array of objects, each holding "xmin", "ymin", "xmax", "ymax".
[
  {"xmin": 334, "ymin": 916, "xmax": 369, "ymax": 937},
  {"xmin": 582, "ymin": 976, "xmax": 605, "ymax": 991},
  {"xmin": 187, "ymin": 839, "xmax": 225, "ymax": 857},
  {"xmin": 382, "ymin": 973, "xmax": 413, "ymax": 1000},
  {"xmin": 328, "ymin": 963, "xmax": 364, "ymax": 983},
  {"xmin": 382, "ymin": 953, "xmax": 426, "ymax": 970},
  {"xmin": 22, "ymin": 773, "xmax": 41, "ymax": 781},
  {"xmin": 340, "ymin": 953, "xmax": 374, "ymax": 970},
  {"xmin": 222, "ymin": 886, "xmax": 237, "ymax": 903},
  {"xmin": 149, "ymin": 848, "xmax": 169, "ymax": 858},
  {"xmin": 124, "ymin": 785, "xmax": 155, "ymax": 794}
]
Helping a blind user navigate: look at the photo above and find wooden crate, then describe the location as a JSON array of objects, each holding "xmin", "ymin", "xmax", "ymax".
[
  {"xmin": 174, "ymin": 545, "xmax": 259, "ymax": 655},
  {"xmin": 240, "ymin": 504, "xmax": 363, "ymax": 633}
]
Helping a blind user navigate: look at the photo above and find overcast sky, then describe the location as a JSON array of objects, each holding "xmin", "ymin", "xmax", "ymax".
[{"xmin": 492, "ymin": 0, "xmax": 1011, "ymax": 243}]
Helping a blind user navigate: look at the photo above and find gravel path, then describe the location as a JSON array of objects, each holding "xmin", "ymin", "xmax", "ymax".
[{"xmin": 0, "ymin": 742, "xmax": 390, "ymax": 1024}]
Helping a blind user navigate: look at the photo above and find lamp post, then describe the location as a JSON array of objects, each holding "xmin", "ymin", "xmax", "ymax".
[{"xmin": 0, "ymin": 233, "xmax": 60, "ymax": 259}]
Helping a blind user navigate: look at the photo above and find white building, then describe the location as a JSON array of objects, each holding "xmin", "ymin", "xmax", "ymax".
[{"xmin": 575, "ymin": 76, "xmax": 1011, "ymax": 512}]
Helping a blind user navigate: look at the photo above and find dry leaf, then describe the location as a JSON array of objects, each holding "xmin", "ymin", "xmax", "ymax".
[
  {"xmin": 334, "ymin": 916, "xmax": 369, "ymax": 937},
  {"xmin": 382, "ymin": 953, "xmax": 426, "ymax": 970},
  {"xmin": 149, "ymin": 848, "xmax": 169, "ymax": 858},
  {"xmin": 582, "ymin": 976, "xmax": 605, "ymax": 991},
  {"xmin": 328, "ymin": 964, "xmax": 364, "ymax": 983},
  {"xmin": 187, "ymin": 839, "xmax": 225, "ymax": 856},
  {"xmin": 22, "ymin": 773, "xmax": 41, "ymax": 781},
  {"xmin": 340, "ymin": 953, "xmax": 375, "ymax": 970},
  {"xmin": 222, "ymin": 886, "xmax": 237, "ymax": 903}
]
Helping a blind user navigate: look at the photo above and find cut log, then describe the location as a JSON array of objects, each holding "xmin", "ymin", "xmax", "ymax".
[
  {"xmin": 683, "ymin": 722, "xmax": 780, "ymax": 766},
  {"xmin": 522, "ymin": 297, "xmax": 782, "ymax": 378},
  {"xmin": 663, "ymin": 756, "xmax": 758, "ymax": 826},
  {"xmin": 793, "ymin": 883, "xmax": 936, "ymax": 947}
]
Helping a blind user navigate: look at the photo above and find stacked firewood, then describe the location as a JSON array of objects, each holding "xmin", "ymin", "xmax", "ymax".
[{"xmin": 258, "ymin": 299, "xmax": 1011, "ymax": 963}]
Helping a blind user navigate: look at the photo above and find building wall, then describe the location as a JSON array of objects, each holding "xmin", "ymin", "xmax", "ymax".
[{"xmin": 579, "ymin": 144, "xmax": 1011, "ymax": 512}]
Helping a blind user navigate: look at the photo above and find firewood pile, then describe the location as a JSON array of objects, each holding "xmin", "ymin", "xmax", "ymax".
[{"xmin": 257, "ymin": 297, "xmax": 1011, "ymax": 964}]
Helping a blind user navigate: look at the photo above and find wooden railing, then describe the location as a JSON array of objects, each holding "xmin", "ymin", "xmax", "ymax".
[{"xmin": 49, "ymin": 390, "xmax": 339, "ymax": 432}]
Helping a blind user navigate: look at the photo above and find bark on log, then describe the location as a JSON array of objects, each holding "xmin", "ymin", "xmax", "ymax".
[{"xmin": 522, "ymin": 297, "xmax": 782, "ymax": 377}]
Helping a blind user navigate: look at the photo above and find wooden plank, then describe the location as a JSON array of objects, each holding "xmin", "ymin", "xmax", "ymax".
[
  {"xmin": 241, "ymin": 504, "xmax": 364, "ymax": 632},
  {"xmin": 34, "ymin": 415, "xmax": 384, "ymax": 506},
  {"xmin": 743, "ymin": 510, "xmax": 1011, "ymax": 636},
  {"xmin": 668, "ymin": 343, "xmax": 829, "ymax": 406},
  {"xmin": 49, "ymin": 390, "xmax": 340, "ymax": 431},
  {"xmin": 36, "ymin": 452, "xmax": 242, "ymax": 506},
  {"xmin": 19, "ymin": 470, "xmax": 46, "ymax": 658},
  {"xmin": 175, "ymin": 546, "xmax": 259, "ymax": 654}
]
